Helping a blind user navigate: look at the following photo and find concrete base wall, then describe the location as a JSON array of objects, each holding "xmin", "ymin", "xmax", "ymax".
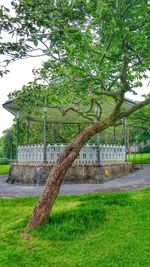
[{"xmin": 7, "ymin": 162, "xmax": 134, "ymax": 185}]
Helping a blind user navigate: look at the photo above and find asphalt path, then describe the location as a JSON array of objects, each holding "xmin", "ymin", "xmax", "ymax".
[{"xmin": 0, "ymin": 164, "xmax": 150, "ymax": 197}]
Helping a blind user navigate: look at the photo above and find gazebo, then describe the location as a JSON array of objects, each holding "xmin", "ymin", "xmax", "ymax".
[{"xmin": 3, "ymin": 98, "xmax": 135, "ymax": 184}]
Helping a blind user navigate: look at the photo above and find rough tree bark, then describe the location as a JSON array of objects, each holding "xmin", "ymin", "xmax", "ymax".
[{"xmin": 27, "ymin": 116, "xmax": 114, "ymax": 229}]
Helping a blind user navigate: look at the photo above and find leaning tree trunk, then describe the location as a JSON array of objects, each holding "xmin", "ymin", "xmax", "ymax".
[{"xmin": 27, "ymin": 117, "xmax": 114, "ymax": 229}]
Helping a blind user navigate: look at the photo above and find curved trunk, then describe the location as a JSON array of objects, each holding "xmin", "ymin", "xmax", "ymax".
[{"xmin": 27, "ymin": 118, "xmax": 113, "ymax": 229}]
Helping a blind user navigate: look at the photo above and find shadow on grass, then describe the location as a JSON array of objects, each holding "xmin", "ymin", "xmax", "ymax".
[
  {"xmin": 34, "ymin": 193, "xmax": 131, "ymax": 241},
  {"xmin": 1, "ymin": 193, "xmax": 131, "ymax": 241},
  {"xmin": 35, "ymin": 204, "xmax": 106, "ymax": 241}
]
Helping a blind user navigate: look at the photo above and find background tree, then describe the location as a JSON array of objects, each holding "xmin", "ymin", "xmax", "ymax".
[
  {"xmin": 0, "ymin": 0, "xmax": 150, "ymax": 229},
  {"xmin": 0, "ymin": 127, "xmax": 15, "ymax": 160},
  {"xmin": 127, "ymin": 99, "xmax": 150, "ymax": 147}
]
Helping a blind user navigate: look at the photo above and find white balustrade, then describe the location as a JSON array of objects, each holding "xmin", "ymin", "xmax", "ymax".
[
  {"xmin": 17, "ymin": 144, "xmax": 126, "ymax": 164},
  {"xmin": 18, "ymin": 145, "xmax": 44, "ymax": 163}
]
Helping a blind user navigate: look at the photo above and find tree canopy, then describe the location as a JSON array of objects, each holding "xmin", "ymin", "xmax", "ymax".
[{"xmin": 0, "ymin": 0, "xmax": 150, "ymax": 119}]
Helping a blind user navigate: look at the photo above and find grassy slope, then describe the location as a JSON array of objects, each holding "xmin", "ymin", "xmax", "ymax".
[
  {"xmin": 0, "ymin": 165, "xmax": 10, "ymax": 175},
  {"xmin": 1, "ymin": 189, "xmax": 150, "ymax": 266},
  {"xmin": 127, "ymin": 153, "xmax": 150, "ymax": 164}
]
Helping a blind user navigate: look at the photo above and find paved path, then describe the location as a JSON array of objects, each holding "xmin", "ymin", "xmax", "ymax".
[{"xmin": 0, "ymin": 165, "xmax": 150, "ymax": 197}]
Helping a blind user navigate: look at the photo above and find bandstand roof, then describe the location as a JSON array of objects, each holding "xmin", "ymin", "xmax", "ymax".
[{"xmin": 3, "ymin": 98, "xmax": 136, "ymax": 124}]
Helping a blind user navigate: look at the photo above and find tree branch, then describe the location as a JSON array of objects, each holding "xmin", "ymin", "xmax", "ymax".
[
  {"xmin": 99, "ymin": 32, "xmax": 114, "ymax": 67},
  {"xmin": 92, "ymin": 89, "xmax": 117, "ymax": 99},
  {"xmin": 119, "ymin": 98, "xmax": 150, "ymax": 118},
  {"xmin": 58, "ymin": 106, "xmax": 94, "ymax": 122},
  {"xmin": 121, "ymin": 0, "xmax": 141, "ymax": 18}
]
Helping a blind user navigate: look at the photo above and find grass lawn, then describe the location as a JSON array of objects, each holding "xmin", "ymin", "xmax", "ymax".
[
  {"xmin": 1, "ymin": 189, "xmax": 150, "ymax": 266},
  {"xmin": 0, "ymin": 165, "xmax": 10, "ymax": 175},
  {"xmin": 127, "ymin": 153, "xmax": 150, "ymax": 164}
]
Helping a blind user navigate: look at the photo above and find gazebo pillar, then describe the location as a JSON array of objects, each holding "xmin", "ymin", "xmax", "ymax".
[
  {"xmin": 43, "ymin": 107, "xmax": 47, "ymax": 163},
  {"xmin": 114, "ymin": 125, "xmax": 116, "ymax": 145},
  {"xmin": 96, "ymin": 134, "xmax": 101, "ymax": 163},
  {"xmin": 16, "ymin": 111, "xmax": 20, "ymax": 161},
  {"xmin": 26, "ymin": 119, "xmax": 29, "ymax": 144},
  {"xmin": 122, "ymin": 118, "xmax": 127, "ymax": 161},
  {"xmin": 96, "ymin": 104, "xmax": 101, "ymax": 164}
]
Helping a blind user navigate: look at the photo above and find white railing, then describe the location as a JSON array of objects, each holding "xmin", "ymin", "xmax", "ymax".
[{"xmin": 17, "ymin": 144, "xmax": 126, "ymax": 164}]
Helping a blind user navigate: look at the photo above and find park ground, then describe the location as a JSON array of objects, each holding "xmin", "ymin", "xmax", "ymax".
[
  {"xmin": 1, "ymin": 189, "xmax": 150, "ymax": 266},
  {"xmin": 0, "ymin": 155, "xmax": 150, "ymax": 266},
  {"xmin": 127, "ymin": 153, "xmax": 150, "ymax": 164},
  {"xmin": 0, "ymin": 165, "xmax": 10, "ymax": 175}
]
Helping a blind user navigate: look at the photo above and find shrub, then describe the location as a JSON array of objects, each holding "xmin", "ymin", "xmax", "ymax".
[
  {"xmin": 142, "ymin": 145, "xmax": 150, "ymax": 153},
  {"xmin": 0, "ymin": 158, "xmax": 9, "ymax": 165}
]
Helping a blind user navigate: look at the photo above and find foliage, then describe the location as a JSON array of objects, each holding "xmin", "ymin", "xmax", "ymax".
[
  {"xmin": 1, "ymin": 189, "xmax": 150, "ymax": 266},
  {"xmin": 127, "ymin": 102, "xmax": 150, "ymax": 145},
  {"xmin": 0, "ymin": 146, "xmax": 3, "ymax": 158},
  {"xmin": 0, "ymin": 158, "xmax": 9, "ymax": 165},
  {"xmin": 0, "ymin": 127, "xmax": 16, "ymax": 160},
  {"xmin": 1, "ymin": 0, "xmax": 150, "ymax": 229},
  {"xmin": 0, "ymin": 165, "xmax": 10, "ymax": 175},
  {"xmin": 0, "ymin": 0, "xmax": 150, "ymax": 120},
  {"xmin": 142, "ymin": 145, "xmax": 150, "ymax": 153},
  {"xmin": 127, "ymin": 153, "xmax": 150, "ymax": 164}
]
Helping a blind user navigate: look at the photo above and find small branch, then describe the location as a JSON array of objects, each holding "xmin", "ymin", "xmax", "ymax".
[
  {"xmin": 99, "ymin": 32, "xmax": 114, "ymax": 67},
  {"xmin": 25, "ymin": 54, "xmax": 46, "ymax": 58},
  {"xmin": 120, "ymin": 54, "xmax": 129, "ymax": 93},
  {"xmin": 85, "ymin": 99, "xmax": 94, "ymax": 113},
  {"xmin": 112, "ymin": 94, "xmax": 124, "ymax": 117},
  {"xmin": 58, "ymin": 106, "xmax": 94, "ymax": 122},
  {"xmin": 40, "ymin": 40, "xmax": 49, "ymax": 50},
  {"xmin": 108, "ymin": 76, "xmax": 120, "ymax": 91},
  {"xmin": 121, "ymin": 0, "xmax": 141, "ymax": 18},
  {"xmin": 92, "ymin": 89, "xmax": 117, "ymax": 99},
  {"xmin": 119, "ymin": 98, "xmax": 150, "ymax": 118}
]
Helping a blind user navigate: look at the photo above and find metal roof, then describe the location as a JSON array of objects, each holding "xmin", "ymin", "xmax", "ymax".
[{"xmin": 3, "ymin": 98, "xmax": 136, "ymax": 124}]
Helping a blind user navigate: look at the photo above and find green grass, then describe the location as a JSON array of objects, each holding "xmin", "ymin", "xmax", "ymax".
[
  {"xmin": 127, "ymin": 153, "xmax": 150, "ymax": 164},
  {"xmin": 1, "ymin": 189, "xmax": 150, "ymax": 266},
  {"xmin": 0, "ymin": 165, "xmax": 10, "ymax": 175}
]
